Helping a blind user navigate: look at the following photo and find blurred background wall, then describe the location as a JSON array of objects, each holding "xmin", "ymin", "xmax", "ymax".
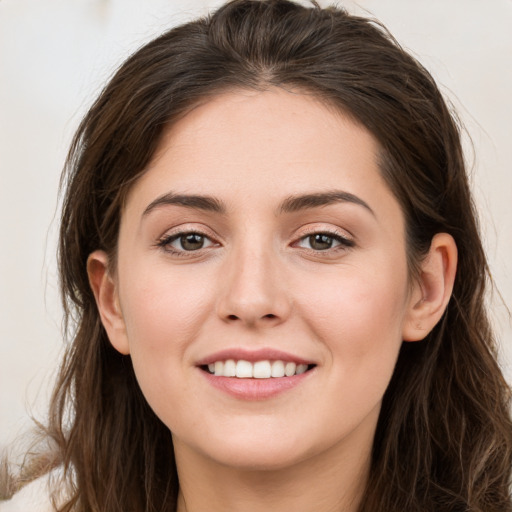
[{"xmin": 1, "ymin": 0, "xmax": 511, "ymax": 451}]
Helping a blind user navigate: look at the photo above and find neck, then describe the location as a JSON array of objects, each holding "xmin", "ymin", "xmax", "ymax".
[{"xmin": 174, "ymin": 425, "xmax": 373, "ymax": 512}]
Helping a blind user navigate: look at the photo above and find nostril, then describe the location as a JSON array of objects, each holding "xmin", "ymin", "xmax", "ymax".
[{"xmin": 225, "ymin": 313, "xmax": 277, "ymax": 322}]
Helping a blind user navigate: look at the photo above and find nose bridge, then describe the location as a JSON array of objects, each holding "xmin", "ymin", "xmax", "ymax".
[{"xmin": 216, "ymin": 231, "xmax": 290, "ymax": 326}]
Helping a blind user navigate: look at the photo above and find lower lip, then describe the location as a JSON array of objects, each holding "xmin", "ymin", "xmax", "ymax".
[{"xmin": 200, "ymin": 368, "xmax": 314, "ymax": 400}]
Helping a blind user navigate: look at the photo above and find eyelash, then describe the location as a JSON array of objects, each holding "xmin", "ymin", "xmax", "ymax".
[
  {"xmin": 294, "ymin": 229, "xmax": 355, "ymax": 254},
  {"xmin": 155, "ymin": 228, "xmax": 355, "ymax": 256},
  {"xmin": 156, "ymin": 231, "xmax": 216, "ymax": 257}
]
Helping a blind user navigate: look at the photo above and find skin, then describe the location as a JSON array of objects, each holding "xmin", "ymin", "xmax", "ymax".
[{"xmin": 88, "ymin": 88, "xmax": 457, "ymax": 512}]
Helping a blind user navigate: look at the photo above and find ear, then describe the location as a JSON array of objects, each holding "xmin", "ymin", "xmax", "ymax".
[
  {"xmin": 402, "ymin": 233, "xmax": 458, "ymax": 342},
  {"xmin": 87, "ymin": 250, "xmax": 130, "ymax": 355}
]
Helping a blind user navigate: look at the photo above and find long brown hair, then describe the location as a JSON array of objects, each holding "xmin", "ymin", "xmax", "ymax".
[{"xmin": 4, "ymin": 1, "xmax": 512, "ymax": 510}]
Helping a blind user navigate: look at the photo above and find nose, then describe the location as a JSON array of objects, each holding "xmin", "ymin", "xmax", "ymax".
[{"xmin": 215, "ymin": 244, "xmax": 292, "ymax": 328}]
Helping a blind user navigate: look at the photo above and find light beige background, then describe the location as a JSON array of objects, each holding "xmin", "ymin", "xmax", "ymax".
[{"xmin": 1, "ymin": 0, "xmax": 511, "ymax": 450}]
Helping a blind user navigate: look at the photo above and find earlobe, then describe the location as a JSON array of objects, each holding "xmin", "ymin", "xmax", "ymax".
[
  {"xmin": 87, "ymin": 250, "xmax": 130, "ymax": 355},
  {"xmin": 402, "ymin": 233, "xmax": 458, "ymax": 342}
]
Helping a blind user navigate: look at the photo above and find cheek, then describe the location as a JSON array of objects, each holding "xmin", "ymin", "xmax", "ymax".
[
  {"xmin": 297, "ymin": 262, "xmax": 409, "ymax": 428},
  {"xmin": 117, "ymin": 262, "xmax": 216, "ymax": 392},
  {"xmin": 297, "ymin": 257, "xmax": 409, "ymax": 369},
  {"xmin": 117, "ymin": 265, "xmax": 217, "ymax": 426}
]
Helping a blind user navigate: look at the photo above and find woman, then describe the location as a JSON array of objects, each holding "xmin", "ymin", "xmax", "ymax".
[{"xmin": 1, "ymin": 0, "xmax": 511, "ymax": 510}]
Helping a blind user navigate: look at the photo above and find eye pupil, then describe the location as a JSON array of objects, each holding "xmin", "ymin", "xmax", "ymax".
[
  {"xmin": 309, "ymin": 234, "xmax": 333, "ymax": 250},
  {"xmin": 181, "ymin": 233, "xmax": 204, "ymax": 251}
]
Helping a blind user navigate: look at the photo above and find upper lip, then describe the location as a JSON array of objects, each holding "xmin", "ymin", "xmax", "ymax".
[{"xmin": 196, "ymin": 348, "xmax": 315, "ymax": 367}]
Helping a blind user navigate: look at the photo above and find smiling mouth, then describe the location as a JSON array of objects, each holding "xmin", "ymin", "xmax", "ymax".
[{"xmin": 201, "ymin": 359, "xmax": 316, "ymax": 379}]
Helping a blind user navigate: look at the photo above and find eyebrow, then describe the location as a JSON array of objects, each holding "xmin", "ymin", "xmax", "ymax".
[
  {"xmin": 142, "ymin": 189, "xmax": 374, "ymax": 218},
  {"xmin": 143, "ymin": 192, "xmax": 226, "ymax": 216},
  {"xmin": 279, "ymin": 190, "xmax": 375, "ymax": 216}
]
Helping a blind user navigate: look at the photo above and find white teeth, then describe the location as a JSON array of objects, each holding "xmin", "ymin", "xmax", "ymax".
[
  {"xmin": 207, "ymin": 359, "xmax": 311, "ymax": 378},
  {"xmin": 296, "ymin": 364, "xmax": 308, "ymax": 375},
  {"xmin": 236, "ymin": 360, "xmax": 253, "ymax": 378},
  {"xmin": 284, "ymin": 362, "xmax": 296, "ymax": 377},
  {"xmin": 223, "ymin": 359, "xmax": 236, "ymax": 377},
  {"xmin": 253, "ymin": 361, "xmax": 272, "ymax": 379},
  {"xmin": 214, "ymin": 361, "xmax": 224, "ymax": 376},
  {"xmin": 271, "ymin": 360, "xmax": 285, "ymax": 378}
]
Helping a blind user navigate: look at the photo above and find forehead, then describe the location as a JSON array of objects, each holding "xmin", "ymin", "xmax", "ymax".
[{"xmin": 123, "ymin": 88, "xmax": 400, "ymax": 226}]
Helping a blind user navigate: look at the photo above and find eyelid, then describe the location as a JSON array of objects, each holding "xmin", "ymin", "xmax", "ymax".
[
  {"xmin": 156, "ymin": 223, "xmax": 219, "ymax": 240},
  {"xmin": 165, "ymin": 232, "xmax": 215, "ymax": 247},
  {"xmin": 154, "ymin": 224, "xmax": 221, "ymax": 255},
  {"xmin": 295, "ymin": 224, "xmax": 355, "ymax": 242},
  {"xmin": 153, "ymin": 223, "xmax": 355, "ymax": 256},
  {"xmin": 291, "ymin": 225, "xmax": 356, "ymax": 253}
]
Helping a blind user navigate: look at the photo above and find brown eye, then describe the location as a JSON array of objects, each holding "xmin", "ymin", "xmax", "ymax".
[
  {"xmin": 158, "ymin": 232, "xmax": 215, "ymax": 253},
  {"xmin": 308, "ymin": 234, "xmax": 334, "ymax": 250},
  {"xmin": 296, "ymin": 231, "xmax": 355, "ymax": 252},
  {"xmin": 180, "ymin": 233, "xmax": 206, "ymax": 251}
]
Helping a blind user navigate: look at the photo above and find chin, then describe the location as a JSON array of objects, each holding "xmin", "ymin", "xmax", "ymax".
[
  {"xmin": 181, "ymin": 422, "xmax": 338, "ymax": 473},
  {"xmin": 206, "ymin": 443, "xmax": 313, "ymax": 472}
]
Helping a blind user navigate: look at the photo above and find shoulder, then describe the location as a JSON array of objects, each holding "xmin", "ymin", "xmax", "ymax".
[{"xmin": 0, "ymin": 470, "xmax": 62, "ymax": 512}]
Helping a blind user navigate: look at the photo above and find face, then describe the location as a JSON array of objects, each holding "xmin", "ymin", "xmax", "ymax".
[{"xmin": 102, "ymin": 88, "xmax": 421, "ymax": 472}]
